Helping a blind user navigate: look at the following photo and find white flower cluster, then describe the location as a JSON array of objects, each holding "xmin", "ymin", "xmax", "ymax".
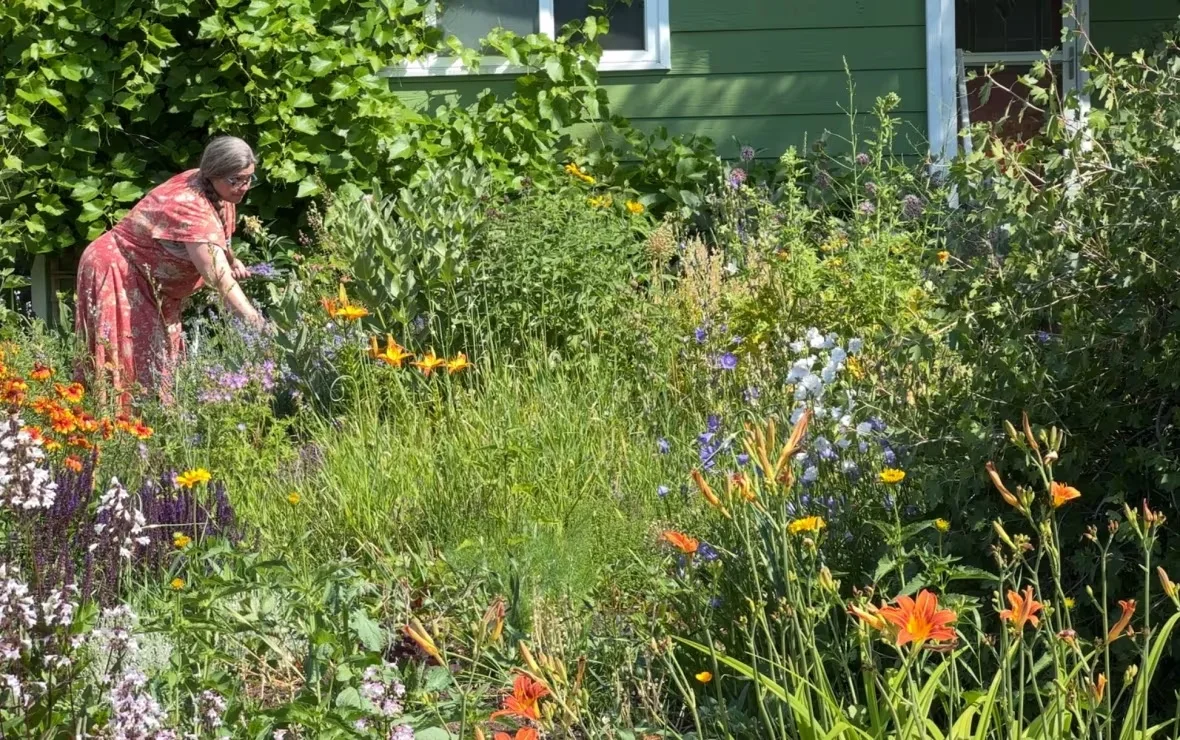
[
  {"xmin": 786, "ymin": 328, "xmax": 863, "ymax": 408},
  {"xmin": 0, "ymin": 414, "xmax": 57, "ymax": 510},
  {"xmin": 0, "ymin": 564, "xmax": 83, "ymax": 710},
  {"xmin": 198, "ymin": 689, "xmax": 227, "ymax": 731},
  {"xmin": 105, "ymin": 669, "xmax": 171, "ymax": 740},
  {"xmin": 93, "ymin": 477, "xmax": 150, "ymax": 559},
  {"xmin": 361, "ymin": 663, "xmax": 407, "ymax": 718}
]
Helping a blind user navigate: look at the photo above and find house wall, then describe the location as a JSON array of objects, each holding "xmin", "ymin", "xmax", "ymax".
[
  {"xmin": 1091, "ymin": 0, "xmax": 1178, "ymax": 53},
  {"xmin": 391, "ymin": 0, "xmax": 929, "ymax": 160}
]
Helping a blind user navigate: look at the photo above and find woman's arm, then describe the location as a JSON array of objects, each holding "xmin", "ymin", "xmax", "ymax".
[{"xmin": 184, "ymin": 242, "xmax": 265, "ymax": 328}]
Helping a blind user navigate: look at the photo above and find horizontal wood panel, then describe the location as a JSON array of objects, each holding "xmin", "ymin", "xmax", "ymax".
[
  {"xmin": 607, "ymin": 70, "xmax": 925, "ymax": 118},
  {"xmin": 593, "ymin": 112, "xmax": 928, "ymax": 158},
  {"xmin": 1091, "ymin": 0, "xmax": 1179, "ymax": 21},
  {"xmin": 669, "ymin": 26, "xmax": 926, "ymax": 75},
  {"xmin": 1091, "ymin": 20, "xmax": 1173, "ymax": 53},
  {"xmin": 673, "ymin": 0, "xmax": 924, "ymax": 32}
]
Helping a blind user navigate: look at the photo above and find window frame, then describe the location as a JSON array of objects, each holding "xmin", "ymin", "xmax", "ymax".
[{"xmin": 387, "ymin": 0, "xmax": 670, "ymax": 77}]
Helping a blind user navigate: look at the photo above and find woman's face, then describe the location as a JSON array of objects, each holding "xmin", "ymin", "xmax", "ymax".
[{"xmin": 211, "ymin": 163, "xmax": 256, "ymax": 204}]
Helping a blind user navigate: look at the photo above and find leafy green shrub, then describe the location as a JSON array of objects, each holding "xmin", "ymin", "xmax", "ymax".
[
  {"xmin": 0, "ymin": 0, "xmax": 610, "ymax": 256},
  {"xmin": 448, "ymin": 186, "xmax": 647, "ymax": 356}
]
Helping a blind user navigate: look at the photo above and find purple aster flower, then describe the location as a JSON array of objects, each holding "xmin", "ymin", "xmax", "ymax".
[
  {"xmin": 740, "ymin": 145, "xmax": 756, "ymax": 162},
  {"xmin": 694, "ymin": 326, "xmax": 708, "ymax": 343},
  {"xmin": 715, "ymin": 352, "xmax": 738, "ymax": 371},
  {"xmin": 657, "ymin": 438, "xmax": 670, "ymax": 454},
  {"xmin": 728, "ymin": 168, "xmax": 747, "ymax": 189}
]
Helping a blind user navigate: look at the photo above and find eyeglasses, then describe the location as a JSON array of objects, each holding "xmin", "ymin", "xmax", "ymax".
[{"xmin": 224, "ymin": 173, "xmax": 258, "ymax": 189}]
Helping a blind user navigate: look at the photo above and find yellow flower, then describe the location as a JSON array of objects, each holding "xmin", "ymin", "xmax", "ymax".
[
  {"xmin": 287, "ymin": 492, "xmax": 301, "ymax": 505},
  {"xmin": 846, "ymin": 356, "xmax": 865, "ymax": 380},
  {"xmin": 322, "ymin": 284, "xmax": 369, "ymax": 321},
  {"xmin": 176, "ymin": 468, "xmax": 211, "ymax": 488},
  {"xmin": 413, "ymin": 351, "xmax": 447, "ymax": 377},
  {"xmin": 446, "ymin": 353, "xmax": 470, "ymax": 374},
  {"xmin": 1064, "ymin": 597, "xmax": 1076, "ymax": 610},
  {"xmin": 936, "ymin": 250, "xmax": 950, "ymax": 265},
  {"xmin": 695, "ymin": 671, "xmax": 713, "ymax": 684},
  {"xmin": 172, "ymin": 532, "xmax": 192, "ymax": 549},
  {"xmin": 369, "ymin": 335, "xmax": 413, "ymax": 368},
  {"xmin": 879, "ymin": 468, "xmax": 906, "ymax": 485},
  {"xmin": 588, "ymin": 195, "xmax": 613, "ymax": 209},
  {"xmin": 625, "ymin": 200, "xmax": 645, "ymax": 214},
  {"xmin": 564, "ymin": 162, "xmax": 596, "ymax": 184},
  {"xmin": 170, "ymin": 578, "xmax": 185, "ymax": 591},
  {"xmin": 787, "ymin": 516, "xmax": 825, "ymax": 535},
  {"xmin": 934, "ymin": 518, "xmax": 950, "ymax": 533}
]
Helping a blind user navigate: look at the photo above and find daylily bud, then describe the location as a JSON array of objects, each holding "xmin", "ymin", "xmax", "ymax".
[
  {"xmin": 1091, "ymin": 673, "xmax": 1107, "ymax": 704},
  {"xmin": 986, "ymin": 462, "xmax": 1023, "ymax": 511},
  {"xmin": 1022, "ymin": 411, "xmax": 1040, "ymax": 454},
  {"xmin": 1160, "ymin": 567, "xmax": 1179, "ymax": 605},
  {"xmin": 1004, "ymin": 419, "xmax": 1021, "ymax": 445},
  {"xmin": 818, "ymin": 566, "xmax": 837, "ymax": 594},
  {"xmin": 993, "ymin": 520, "xmax": 1017, "ymax": 551},
  {"xmin": 1124, "ymin": 664, "xmax": 1139, "ymax": 686},
  {"xmin": 519, "ymin": 640, "xmax": 541, "ymax": 673},
  {"xmin": 474, "ymin": 728, "xmax": 486, "ymax": 740},
  {"xmin": 1044, "ymin": 450, "xmax": 1059, "ymax": 464}
]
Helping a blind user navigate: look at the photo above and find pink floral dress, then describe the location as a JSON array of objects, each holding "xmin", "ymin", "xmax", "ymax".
[{"xmin": 75, "ymin": 169, "xmax": 236, "ymax": 404}]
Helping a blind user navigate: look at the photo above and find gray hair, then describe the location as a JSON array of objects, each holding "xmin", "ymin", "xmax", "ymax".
[{"xmin": 199, "ymin": 136, "xmax": 256, "ymax": 180}]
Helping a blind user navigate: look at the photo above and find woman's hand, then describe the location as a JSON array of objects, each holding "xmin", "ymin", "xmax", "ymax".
[{"xmin": 230, "ymin": 257, "xmax": 251, "ymax": 281}]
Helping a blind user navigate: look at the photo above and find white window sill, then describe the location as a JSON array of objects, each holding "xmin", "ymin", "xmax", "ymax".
[{"xmin": 381, "ymin": 54, "xmax": 669, "ymax": 78}]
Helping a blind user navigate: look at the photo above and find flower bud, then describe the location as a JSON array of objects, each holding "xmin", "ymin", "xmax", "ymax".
[
  {"xmin": 1004, "ymin": 419, "xmax": 1021, "ymax": 445},
  {"xmin": 993, "ymin": 520, "xmax": 1017, "ymax": 551},
  {"xmin": 1022, "ymin": 411, "xmax": 1040, "ymax": 454},
  {"xmin": 1124, "ymin": 664, "xmax": 1139, "ymax": 686}
]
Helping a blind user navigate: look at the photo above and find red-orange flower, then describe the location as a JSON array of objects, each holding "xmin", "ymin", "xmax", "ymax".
[
  {"xmin": 64, "ymin": 456, "xmax": 83, "ymax": 473},
  {"xmin": 54, "ymin": 382, "xmax": 84, "ymax": 404},
  {"xmin": 76, "ymin": 412, "xmax": 99, "ymax": 434},
  {"xmin": 1107, "ymin": 599, "xmax": 1136, "ymax": 643},
  {"xmin": 99, "ymin": 418, "xmax": 115, "ymax": 440},
  {"xmin": 30, "ymin": 363, "xmax": 53, "ymax": 382},
  {"xmin": 999, "ymin": 586, "xmax": 1043, "ymax": 632},
  {"xmin": 67, "ymin": 435, "xmax": 93, "ymax": 451},
  {"xmin": 495, "ymin": 730, "xmax": 538, "ymax": 740},
  {"xmin": 130, "ymin": 422, "xmax": 154, "ymax": 440},
  {"xmin": 1050, "ymin": 481, "xmax": 1081, "ymax": 508},
  {"xmin": 661, "ymin": 530, "xmax": 699, "ymax": 555},
  {"xmin": 21, "ymin": 425, "xmax": 44, "ymax": 444},
  {"xmin": 31, "ymin": 397, "xmax": 57, "ymax": 415},
  {"xmin": 50, "ymin": 410, "xmax": 77, "ymax": 435},
  {"xmin": 3, "ymin": 379, "xmax": 28, "ymax": 405},
  {"xmin": 490, "ymin": 674, "xmax": 549, "ymax": 721},
  {"xmin": 878, "ymin": 590, "xmax": 957, "ymax": 646}
]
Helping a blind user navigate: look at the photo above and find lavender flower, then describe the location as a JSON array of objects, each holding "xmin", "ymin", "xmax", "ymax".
[
  {"xmin": 106, "ymin": 669, "xmax": 171, "ymax": 739},
  {"xmin": 694, "ymin": 326, "xmax": 708, "ymax": 343},
  {"xmin": 0, "ymin": 414, "xmax": 57, "ymax": 510},
  {"xmin": 248, "ymin": 262, "xmax": 280, "ymax": 280},
  {"xmin": 198, "ymin": 689, "xmax": 227, "ymax": 730},
  {"xmin": 698, "ymin": 542, "xmax": 719, "ymax": 562}
]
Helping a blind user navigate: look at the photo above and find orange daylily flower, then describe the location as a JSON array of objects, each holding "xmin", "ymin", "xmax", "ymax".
[
  {"xmin": 322, "ymin": 285, "xmax": 368, "ymax": 321},
  {"xmin": 413, "ymin": 351, "xmax": 446, "ymax": 377},
  {"xmin": 1050, "ymin": 481, "xmax": 1081, "ymax": 508},
  {"xmin": 368, "ymin": 335, "xmax": 413, "ymax": 368},
  {"xmin": 30, "ymin": 363, "xmax": 53, "ymax": 382},
  {"xmin": 1092, "ymin": 673, "xmax": 1107, "ymax": 704},
  {"xmin": 64, "ymin": 456, "xmax": 83, "ymax": 473},
  {"xmin": 985, "ymin": 461, "xmax": 1022, "ymax": 510},
  {"xmin": 1107, "ymin": 599, "xmax": 1136, "ymax": 643},
  {"xmin": 494, "ymin": 729, "xmax": 538, "ymax": 740},
  {"xmin": 879, "ymin": 590, "xmax": 957, "ymax": 647},
  {"xmin": 999, "ymin": 586, "xmax": 1043, "ymax": 632},
  {"xmin": 491, "ymin": 674, "xmax": 549, "ymax": 722},
  {"xmin": 661, "ymin": 530, "xmax": 699, "ymax": 555},
  {"xmin": 445, "ymin": 353, "xmax": 470, "ymax": 374},
  {"xmin": 54, "ymin": 382, "xmax": 84, "ymax": 404}
]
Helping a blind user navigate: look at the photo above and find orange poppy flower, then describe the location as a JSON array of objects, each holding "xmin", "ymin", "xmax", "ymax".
[
  {"xmin": 1051, "ymin": 481, "xmax": 1081, "ymax": 508},
  {"xmin": 445, "ymin": 353, "xmax": 470, "ymax": 374},
  {"xmin": 878, "ymin": 590, "xmax": 957, "ymax": 646},
  {"xmin": 54, "ymin": 382, "xmax": 84, "ymax": 404},
  {"xmin": 999, "ymin": 586, "xmax": 1043, "ymax": 632},
  {"xmin": 661, "ymin": 530, "xmax": 699, "ymax": 555},
  {"xmin": 369, "ymin": 335, "xmax": 413, "ymax": 368},
  {"xmin": 494, "ymin": 730, "xmax": 538, "ymax": 740},
  {"xmin": 413, "ymin": 351, "xmax": 446, "ymax": 377},
  {"xmin": 30, "ymin": 363, "xmax": 53, "ymax": 382},
  {"xmin": 1107, "ymin": 599, "xmax": 1136, "ymax": 643},
  {"xmin": 491, "ymin": 674, "xmax": 549, "ymax": 721}
]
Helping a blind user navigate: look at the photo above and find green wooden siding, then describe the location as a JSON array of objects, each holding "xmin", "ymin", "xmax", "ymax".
[
  {"xmin": 392, "ymin": 0, "xmax": 1179, "ymax": 162},
  {"xmin": 1091, "ymin": 0, "xmax": 1178, "ymax": 53}
]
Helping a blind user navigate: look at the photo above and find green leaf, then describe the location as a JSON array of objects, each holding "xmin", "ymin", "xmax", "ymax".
[
  {"xmin": 348, "ymin": 608, "xmax": 384, "ymax": 651},
  {"xmin": 145, "ymin": 23, "xmax": 179, "ymax": 48},
  {"xmin": 423, "ymin": 666, "xmax": 452, "ymax": 692},
  {"xmin": 78, "ymin": 201, "xmax": 106, "ymax": 224},
  {"xmin": 23, "ymin": 126, "xmax": 48, "ymax": 148},
  {"xmin": 334, "ymin": 687, "xmax": 364, "ymax": 709},
  {"xmin": 289, "ymin": 116, "xmax": 320, "ymax": 136},
  {"xmin": 296, "ymin": 178, "xmax": 322, "ymax": 199},
  {"xmin": 413, "ymin": 729, "xmax": 453, "ymax": 740},
  {"xmin": 289, "ymin": 90, "xmax": 316, "ymax": 109},
  {"xmin": 309, "ymin": 56, "xmax": 334, "ymax": 76},
  {"xmin": 111, "ymin": 181, "xmax": 145, "ymax": 202},
  {"xmin": 544, "ymin": 57, "xmax": 564, "ymax": 82}
]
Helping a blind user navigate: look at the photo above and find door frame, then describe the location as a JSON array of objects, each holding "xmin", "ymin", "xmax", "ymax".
[{"xmin": 926, "ymin": 0, "xmax": 1091, "ymax": 163}]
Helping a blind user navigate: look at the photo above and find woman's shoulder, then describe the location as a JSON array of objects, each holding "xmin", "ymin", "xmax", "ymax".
[{"xmin": 148, "ymin": 169, "xmax": 209, "ymax": 205}]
